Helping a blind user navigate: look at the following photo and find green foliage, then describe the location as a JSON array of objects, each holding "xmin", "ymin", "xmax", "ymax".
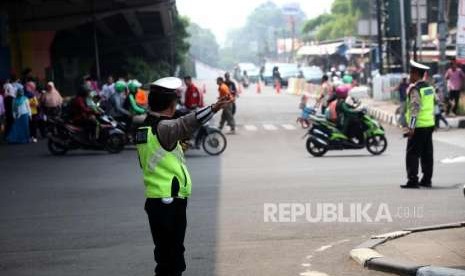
[
  {"xmin": 187, "ymin": 22, "xmax": 220, "ymax": 67},
  {"xmin": 302, "ymin": 13, "xmax": 332, "ymax": 34},
  {"xmin": 225, "ymin": 2, "xmax": 285, "ymax": 66},
  {"xmin": 302, "ymin": 0, "xmax": 369, "ymax": 41},
  {"xmin": 124, "ymin": 57, "xmax": 171, "ymax": 84},
  {"xmin": 173, "ymin": 15, "xmax": 191, "ymax": 67}
]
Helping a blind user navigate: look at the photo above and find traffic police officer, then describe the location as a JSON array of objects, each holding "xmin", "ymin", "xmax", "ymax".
[
  {"xmin": 136, "ymin": 77, "xmax": 231, "ymax": 276},
  {"xmin": 401, "ymin": 60, "xmax": 435, "ymax": 189}
]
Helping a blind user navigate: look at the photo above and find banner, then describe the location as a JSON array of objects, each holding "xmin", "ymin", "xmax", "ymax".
[{"xmin": 456, "ymin": 0, "xmax": 465, "ymax": 63}]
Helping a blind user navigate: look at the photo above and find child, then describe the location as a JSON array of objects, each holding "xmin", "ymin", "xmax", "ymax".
[{"xmin": 435, "ymin": 95, "xmax": 450, "ymax": 130}]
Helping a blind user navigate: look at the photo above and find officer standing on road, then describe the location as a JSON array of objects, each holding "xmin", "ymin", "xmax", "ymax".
[
  {"xmin": 136, "ymin": 77, "xmax": 231, "ymax": 276},
  {"xmin": 401, "ymin": 60, "xmax": 436, "ymax": 189}
]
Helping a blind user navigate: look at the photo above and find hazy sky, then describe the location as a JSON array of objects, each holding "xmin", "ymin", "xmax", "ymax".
[{"xmin": 177, "ymin": 0, "xmax": 334, "ymax": 45}]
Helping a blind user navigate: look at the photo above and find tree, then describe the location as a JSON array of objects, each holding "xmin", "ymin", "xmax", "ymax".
[
  {"xmin": 187, "ymin": 22, "xmax": 220, "ymax": 67},
  {"xmin": 221, "ymin": 1, "xmax": 307, "ymax": 68},
  {"xmin": 301, "ymin": 0, "xmax": 369, "ymax": 41}
]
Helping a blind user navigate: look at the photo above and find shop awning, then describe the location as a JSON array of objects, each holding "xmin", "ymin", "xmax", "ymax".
[
  {"xmin": 347, "ymin": 48, "xmax": 371, "ymax": 55},
  {"xmin": 297, "ymin": 42, "xmax": 345, "ymax": 56}
]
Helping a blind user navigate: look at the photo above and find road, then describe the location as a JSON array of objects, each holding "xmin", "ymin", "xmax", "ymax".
[{"xmin": 1, "ymin": 81, "xmax": 464, "ymax": 276}]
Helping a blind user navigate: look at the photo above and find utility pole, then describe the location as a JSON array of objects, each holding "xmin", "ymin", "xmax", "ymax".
[
  {"xmin": 368, "ymin": 0, "xmax": 373, "ymax": 83},
  {"xmin": 416, "ymin": 0, "xmax": 422, "ymax": 61},
  {"xmin": 400, "ymin": 0, "xmax": 407, "ymax": 73},
  {"xmin": 438, "ymin": 0, "xmax": 447, "ymax": 75},
  {"xmin": 291, "ymin": 16, "xmax": 295, "ymax": 63},
  {"xmin": 376, "ymin": 0, "xmax": 383, "ymax": 74},
  {"xmin": 92, "ymin": 0, "xmax": 101, "ymax": 81}
]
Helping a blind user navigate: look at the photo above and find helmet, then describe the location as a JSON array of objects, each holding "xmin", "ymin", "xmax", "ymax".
[
  {"xmin": 128, "ymin": 79, "xmax": 142, "ymax": 93},
  {"xmin": 114, "ymin": 80, "xmax": 127, "ymax": 93},
  {"xmin": 335, "ymin": 85, "xmax": 350, "ymax": 99},
  {"xmin": 342, "ymin": 74, "xmax": 353, "ymax": 84}
]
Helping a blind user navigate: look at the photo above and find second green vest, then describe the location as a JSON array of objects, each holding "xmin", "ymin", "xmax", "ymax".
[{"xmin": 406, "ymin": 84, "xmax": 435, "ymax": 128}]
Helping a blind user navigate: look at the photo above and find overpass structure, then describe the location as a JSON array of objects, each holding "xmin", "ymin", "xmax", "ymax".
[{"xmin": 0, "ymin": 0, "xmax": 177, "ymax": 91}]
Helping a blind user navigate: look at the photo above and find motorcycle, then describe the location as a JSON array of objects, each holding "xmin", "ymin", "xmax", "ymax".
[
  {"xmin": 304, "ymin": 109, "xmax": 387, "ymax": 157},
  {"xmin": 181, "ymin": 122, "xmax": 227, "ymax": 156},
  {"xmin": 47, "ymin": 114, "xmax": 126, "ymax": 155}
]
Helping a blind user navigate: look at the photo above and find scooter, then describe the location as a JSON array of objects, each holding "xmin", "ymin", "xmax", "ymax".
[
  {"xmin": 47, "ymin": 114, "xmax": 126, "ymax": 155},
  {"xmin": 180, "ymin": 122, "xmax": 227, "ymax": 156},
  {"xmin": 304, "ymin": 109, "xmax": 387, "ymax": 157}
]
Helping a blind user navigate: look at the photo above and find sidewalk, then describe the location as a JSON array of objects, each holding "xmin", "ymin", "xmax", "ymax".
[
  {"xmin": 351, "ymin": 222, "xmax": 465, "ymax": 276},
  {"xmin": 362, "ymin": 98, "xmax": 465, "ymax": 128}
]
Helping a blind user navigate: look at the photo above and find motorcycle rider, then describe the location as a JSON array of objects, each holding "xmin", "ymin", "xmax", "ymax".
[
  {"xmin": 136, "ymin": 77, "xmax": 231, "ymax": 276},
  {"xmin": 69, "ymin": 83, "xmax": 99, "ymax": 141},
  {"xmin": 108, "ymin": 80, "xmax": 132, "ymax": 129},
  {"xmin": 127, "ymin": 79, "xmax": 147, "ymax": 116},
  {"xmin": 335, "ymin": 85, "xmax": 363, "ymax": 144}
]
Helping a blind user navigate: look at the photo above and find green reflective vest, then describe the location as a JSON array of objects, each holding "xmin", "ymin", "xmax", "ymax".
[
  {"xmin": 136, "ymin": 126, "xmax": 192, "ymax": 198},
  {"xmin": 406, "ymin": 84, "xmax": 435, "ymax": 128}
]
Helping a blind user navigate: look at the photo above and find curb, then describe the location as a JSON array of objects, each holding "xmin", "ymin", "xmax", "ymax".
[
  {"xmin": 364, "ymin": 105, "xmax": 465, "ymax": 128},
  {"xmin": 350, "ymin": 222, "xmax": 465, "ymax": 276},
  {"xmin": 364, "ymin": 106, "xmax": 398, "ymax": 127}
]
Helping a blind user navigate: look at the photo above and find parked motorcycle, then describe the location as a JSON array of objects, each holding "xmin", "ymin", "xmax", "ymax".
[
  {"xmin": 47, "ymin": 114, "xmax": 126, "ymax": 155},
  {"xmin": 181, "ymin": 123, "xmax": 227, "ymax": 156},
  {"xmin": 304, "ymin": 110, "xmax": 387, "ymax": 157}
]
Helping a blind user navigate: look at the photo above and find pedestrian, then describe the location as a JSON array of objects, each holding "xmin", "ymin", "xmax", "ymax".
[
  {"xmin": 3, "ymin": 75, "xmax": 18, "ymax": 137},
  {"xmin": 100, "ymin": 75, "xmax": 115, "ymax": 110},
  {"xmin": 6, "ymin": 87, "xmax": 31, "ymax": 144},
  {"xmin": 433, "ymin": 76, "xmax": 449, "ymax": 130},
  {"xmin": 0, "ymin": 90, "xmax": 5, "ymax": 136},
  {"xmin": 183, "ymin": 76, "xmax": 202, "ymax": 111},
  {"xmin": 444, "ymin": 60, "xmax": 464, "ymax": 116},
  {"xmin": 401, "ymin": 60, "xmax": 436, "ymax": 189},
  {"xmin": 136, "ymin": 77, "xmax": 231, "ymax": 276},
  {"xmin": 434, "ymin": 95, "xmax": 449, "ymax": 130},
  {"xmin": 272, "ymin": 66, "xmax": 281, "ymax": 89},
  {"xmin": 25, "ymin": 81, "xmax": 41, "ymax": 142},
  {"xmin": 396, "ymin": 77, "xmax": 409, "ymax": 127},
  {"xmin": 224, "ymin": 73, "xmax": 238, "ymax": 114},
  {"xmin": 41, "ymin": 82, "xmax": 63, "ymax": 118},
  {"xmin": 217, "ymin": 77, "xmax": 235, "ymax": 134}
]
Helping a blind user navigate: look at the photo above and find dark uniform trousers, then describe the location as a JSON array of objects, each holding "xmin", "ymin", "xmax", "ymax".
[
  {"xmin": 145, "ymin": 198, "xmax": 187, "ymax": 276},
  {"xmin": 406, "ymin": 127, "xmax": 434, "ymax": 184}
]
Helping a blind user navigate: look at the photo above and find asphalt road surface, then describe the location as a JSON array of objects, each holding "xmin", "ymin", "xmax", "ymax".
[{"xmin": 1, "ymin": 81, "xmax": 464, "ymax": 276}]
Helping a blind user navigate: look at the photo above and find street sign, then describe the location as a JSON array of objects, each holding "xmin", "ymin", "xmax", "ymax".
[{"xmin": 282, "ymin": 3, "xmax": 300, "ymax": 16}]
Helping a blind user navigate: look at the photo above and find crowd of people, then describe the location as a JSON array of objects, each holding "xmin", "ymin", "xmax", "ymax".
[
  {"xmin": 0, "ymin": 69, "xmax": 241, "ymax": 145},
  {"xmin": 1, "ymin": 72, "xmax": 63, "ymax": 144}
]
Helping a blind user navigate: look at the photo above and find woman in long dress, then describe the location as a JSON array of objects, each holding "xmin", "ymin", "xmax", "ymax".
[{"xmin": 6, "ymin": 88, "xmax": 31, "ymax": 144}]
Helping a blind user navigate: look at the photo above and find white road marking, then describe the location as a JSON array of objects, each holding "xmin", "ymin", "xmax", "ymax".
[
  {"xmin": 263, "ymin": 124, "xmax": 278, "ymax": 131},
  {"xmin": 315, "ymin": 245, "xmax": 332, "ymax": 252},
  {"xmin": 244, "ymin": 125, "xmax": 258, "ymax": 131},
  {"xmin": 282, "ymin": 124, "xmax": 297, "ymax": 130},
  {"xmin": 441, "ymin": 156, "xmax": 465, "ymax": 164},
  {"xmin": 306, "ymin": 255, "xmax": 313, "ymax": 259},
  {"xmin": 300, "ymin": 271, "xmax": 330, "ymax": 276},
  {"xmin": 302, "ymin": 263, "xmax": 311, "ymax": 267}
]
